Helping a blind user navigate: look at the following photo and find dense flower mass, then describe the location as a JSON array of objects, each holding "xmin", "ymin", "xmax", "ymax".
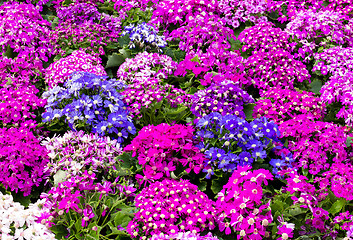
[
  {"xmin": 216, "ymin": 166, "xmax": 273, "ymax": 237},
  {"xmin": 124, "ymin": 123, "xmax": 206, "ymax": 183},
  {"xmin": 195, "ymin": 113, "xmax": 290, "ymax": 178},
  {"xmin": 0, "ymin": 127, "xmax": 49, "ymax": 196},
  {"xmin": 127, "ymin": 179, "xmax": 216, "ymax": 238},
  {"xmin": 254, "ymin": 87, "xmax": 326, "ymax": 124},
  {"xmin": 41, "ymin": 71, "xmax": 135, "ymax": 142},
  {"xmin": 1, "ymin": 0, "xmax": 353, "ymax": 239},
  {"xmin": 42, "ymin": 130, "xmax": 123, "ymax": 182},
  {"xmin": 45, "ymin": 50, "xmax": 106, "ymax": 89},
  {"xmin": 0, "ymin": 192, "xmax": 55, "ymax": 240},
  {"xmin": 190, "ymin": 80, "xmax": 254, "ymax": 119}
]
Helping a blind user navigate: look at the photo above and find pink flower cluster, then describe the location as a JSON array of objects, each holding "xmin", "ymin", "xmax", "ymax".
[
  {"xmin": 127, "ymin": 179, "xmax": 216, "ymax": 238},
  {"xmin": 253, "ymin": 87, "xmax": 325, "ymax": 124},
  {"xmin": 216, "ymin": 166, "xmax": 273, "ymax": 239},
  {"xmin": 243, "ymin": 50, "xmax": 311, "ymax": 90},
  {"xmin": 42, "ymin": 130, "xmax": 123, "ymax": 182},
  {"xmin": 286, "ymin": 9, "xmax": 350, "ymax": 60},
  {"xmin": 124, "ymin": 123, "xmax": 206, "ymax": 184},
  {"xmin": 0, "ymin": 127, "xmax": 49, "ymax": 196},
  {"xmin": 0, "ymin": 85, "xmax": 46, "ymax": 129},
  {"xmin": 151, "ymin": 231, "xmax": 219, "ymax": 240},
  {"xmin": 0, "ymin": 2, "xmax": 55, "ymax": 68},
  {"xmin": 45, "ymin": 50, "xmax": 106, "ymax": 89},
  {"xmin": 238, "ymin": 22, "xmax": 293, "ymax": 54},
  {"xmin": 280, "ymin": 115, "xmax": 352, "ymax": 176}
]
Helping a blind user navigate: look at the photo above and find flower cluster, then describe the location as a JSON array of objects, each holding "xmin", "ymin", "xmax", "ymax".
[
  {"xmin": 216, "ymin": 166, "xmax": 273, "ymax": 238},
  {"xmin": 39, "ymin": 171, "xmax": 136, "ymax": 231},
  {"xmin": 190, "ymin": 79, "xmax": 254, "ymax": 119},
  {"xmin": 243, "ymin": 50, "xmax": 311, "ymax": 90},
  {"xmin": 42, "ymin": 71, "xmax": 135, "ymax": 142},
  {"xmin": 0, "ymin": 192, "xmax": 55, "ymax": 240},
  {"xmin": 151, "ymin": 231, "xmax": 219, "ymax": 240},
  {"xmin": 122, "ymin": 22, "xmax": 167, "ymax": 50},
  {"xmin": 50, "ymin": 20, "xmax": 119, "ymax": 56},
  {"xmin": 56, "ymin": 2, "xmax": 101, "ymax": 25},
  {"xmin": 0, "ymin": 2, "xmax": 54, "ymax": 62},
  {"xmin": 280, "ymin": 115, "xmax": 351, "ymax": 176},
  {"xmin": 45, "ymin": 50, "xmax": 106, "ymax": 89},
  {"xmin": 124, "ymin": 123, "xmax": 206, "ymax": 183},
  {"xmin": 0, "ymin": 127, "xmax": 49, "ymax": 196},
  {"xmin": 123, "ymin": 81, "xmax": 187, "ymax": 118},
  {"xmin": 167, "ymin": 12, "xmax": 234, "ymax": 55},
  {"xmin": 0, "ymin": 85, "xmax": 46, "ymax": 129},
  {"xmin": 286, "ymin": 9, "xmax": 350, "ymax": 61},
  {"xmin": 195, "ymin": 113, "xmax": 288, "ymax": 178},
  {"xmin": 253, "ymin": 87, "xmax": 325, "ymax": 124},
  {"xmin": 313, "ymin": 46, "xmax": 353, "ymax": 76},
  {"xmin": 321, "ymin": 72, "xmax": 353, "ymax": 126},
  {"xmin": 127, "ymin": 179, "xmax": 216, "ymax": 238},
  {"xmin": 42, "ymin": 130, "xmax": 123, "ymax": 183},
  {"xmin": 0, "ymin": 56, "xmax": 40, "ymax": 87},
  {"xmin": 117, "ymin": 51, "xmax": 177, "ymax": 84},
  {"xmin": 238, "ymin": 22, "xmax": 294, "ymax": 54},
  {"xmin": 218, "ymin": 0, "xmax": 269, "ymax": 28}
]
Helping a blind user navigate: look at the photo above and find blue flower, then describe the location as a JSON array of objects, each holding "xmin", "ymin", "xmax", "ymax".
[
  {"xmin": 252, "ymin": 147, "xmax": 267, "ymax": 159},
  {"xmin": 238, "ymin": 152, "xmax": 254, "ymax": 166},
  {"xmin": 95, "ymin": 121, "xmax": 111, "ymax": 135},
  {"xmin": 196, "ymin": 116, "xmax": 211, "ymax": 128},
  {"xmin": 269, "ymin": 158, "xmax": 285, "ymax": 168}
]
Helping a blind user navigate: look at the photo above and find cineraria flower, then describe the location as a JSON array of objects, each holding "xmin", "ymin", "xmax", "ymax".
[
  {"xmin": 42, "ymin": 130, "xmax": 123, "ymax": 183},
  {"xmin": 218, "ymin": 0, "xmax": 269, "ymax": 28},
  {"xmin": 0, "ymin": 85, "xmax": 47, "ymax": 129},
  {"xmin": 41, "ymin": 71, "xmax": 135, "ymax": 142},
  {"xmin": 0, "ymin": 193, "xmax": 55, "ymax": 239},
  {"xmin": 151, "ymin": 231, "xmax": 219, "ymax": 240},
  {"xmin": 190, "ymin": 79, "xmax": 254, "ymax": 120},
  {"xmin": 238, "ymin": 22, "xmax": 294, "ymax": 54},
  {"xmin": 124, "ymin": 123, "xmax": 206, "ymax": 183},
  {"xmin": 45, "ymin": 50, "xmax": 106, "ymax": 89},
  {"xmin": 286, "ymin": 9, "xmax": 350, "ymax": 61},
  {"xmin": 243, "ymin": 50, "xmax": 311, "ymax": 90},
  {"xmin": 56, "ymin": 2, "xmax": 101, "ymax": 24},
  {"xmin": 122, "ymin": 22, "xmax": 167, "ymax": 51},
  {"xmin": 127, "ymin": 179, "xmax": 216, "ymax": 238},
  {"xmin": 0, "ymin": 127, "xmax": 49, "ymax": 196},
  {"xmin": 195, "ymin": 113, "xmax": 289, "ymax": 177},
  {"xmin": 253, "ymin": 87, "xmax": 326, "ymax": 124},
  {"xmin": 215, "ymin": 166, "xmax": 273, "ymax": 238}
]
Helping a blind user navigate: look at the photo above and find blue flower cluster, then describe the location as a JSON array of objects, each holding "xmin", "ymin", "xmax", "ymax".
[
  {"xmin": 42, "ymin": 71, "xmax": 136, "ymax": 143},
  {"xmin": 195, "ymin": 113, "xmax": 294, "ymax": 178},
  {"xmin": 122, "ymin": 22, "xmax": 167, "ymax": 50}
]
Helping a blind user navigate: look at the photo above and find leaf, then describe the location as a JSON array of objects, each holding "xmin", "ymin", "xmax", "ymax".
[
  {"xmin": 243, "ymin": 103, "xmax": 256, "ymax": 121},
  {"xmin": 190, "ymin": 55, "xmax": 200, "ymax": 63},
  {"xmin": 118, "ymin": 34, "xmax": 131, "ymax": 47},
  {"xmin": 328, "ymin": 198, "xmax": 346, "ymax": 214},
  {"xmin": 346, "ymin": 136, "xmax": 353, "ymax": 147},
  {"xmin": 211, "ymin": 178, "xmax": 223, "ymax": 194},
  {"xmin": 113, "ymin": 212, "xmax": 132, "ymax": 228},
  {"xmin": 106, "ymin": 53, "xmax": 126, "ymax": 68},
  {"xmin": 196, "ymin": 181, "xmax": 207, "ymax": 192},
  {"xmin": 309, "ymin": 79, "xmax": 322, "ymax": 95},
  {"xmin": 54, "ymin": 170, "xmax": 67, "ymax": 186},
  {"xmin": 50, "ymin": 224, "xmax": 68, "ymax": 239}
]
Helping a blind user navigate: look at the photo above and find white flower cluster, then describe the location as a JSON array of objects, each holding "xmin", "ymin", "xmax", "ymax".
[{"xmin": 0, "ymin": 192, "xmax": 55, "ymax": 240}]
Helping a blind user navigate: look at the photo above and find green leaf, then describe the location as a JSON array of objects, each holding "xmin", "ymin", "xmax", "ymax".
[
  {"xmin": 328, "ymin": 198, "xmax": 346, "ymax": 214},
  {"xmin": 309, "ymin": 79, "xmax": 322, "ymax": 95},
  {"xmin": 243, "ymin": 103, "xmax": 256, "ymax": 121},
  {"xmin": 190, "ymin": 55, "xmax": 200, "ymax": 63},
  {"xmin": 50, "ymin": 224, "xmax": 68, "ymax": 239},
  {"xmin": 346, "ymin": 136, "xmax": 353, "ymax": 147},
  {"xmin": 196, "ymin": 181, "xmax": 207, "ymax": 192},
  {"xmin": 4, "ymin": 45, "xmax": 14, "ymax": 58},
  {"xmin": 106, "ymin": 53, "xmax": 126, "ymax": 68},
  {"xmin": 113, "ymin": 212, "xmax": 132, "ymax": 228},
  {"xmin": 118, "ymin": 35, "xmax": 131, "ymax": 47},
  {"xmin": 211, "ymin": 178, "xmax": 223, "ymax": 194}
]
